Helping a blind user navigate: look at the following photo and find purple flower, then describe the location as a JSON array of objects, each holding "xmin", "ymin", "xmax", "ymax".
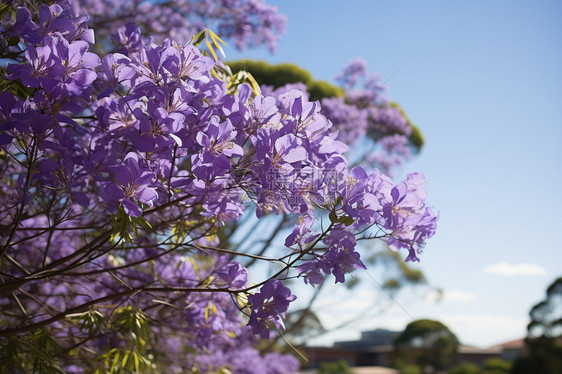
[
  {"xmin": 50, "ymin": 36, "xmax": 101, "ymax": 96},
  {"xmin": 192, "ymin": 116, "xmax": 243, "ymax": 180},
  {"xmin": 247, "ymin": 279, "xmax": 296, "ymax": 338},
  {"xmin": 99, "ymin": 154, "xmax": 158, "ymax": 217},
  {"xmin": 217, "ymin": 262, "xmax": 248, "ymax": 289},
  {"xmin": 96, "ymin": 53, "xmax": 135, "ymax": 98},
  {"xmin": 324, "ymin": 228, "xmax": 366, "ymax": 283},
  {"xmin": 115, "ymin": 23, "xmax": 144, "ymax": 56},
  {"xmin": 298, "ymin": 227, "xmax": 366, "ymax": 285},
  {"xmin": 159, "ymin": 44, "xmax": 214, "ymax": 81},
  {"xmin": 381, "ymin": 173, "xmax": 439, "ymax": 261},
  {"xmin": 11, "ymin": 7, "xmax": 42, "ymax": 44},
  {"xmin": 285, "ymin": 214, "xmax": 318, "ymax": 247},
  {"xmin": 133, "ymin": 99, "xmax": 187, "ymax": 152},
  {"xmin": 384, "ymin": 172, "xmax": 427, "ymax": 230},
  {"xmin": 7, "ymin": 43, "xmax": 64, "ymax": 90}
]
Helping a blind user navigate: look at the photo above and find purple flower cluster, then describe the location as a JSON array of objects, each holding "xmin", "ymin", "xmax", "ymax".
[
  {"xmin": 256, "ymin": 59, "xmax": 413, "ymax": 175},
  {"xmin": 7, "ymin": 4, "xmax": 98, "ymax": 98},
  {"xmin": 247, "ymin": 279, "xmax": 297, "ymax": 338},
  {"xmin": 262, "ymin": 69, "xmax": 415, "ymax": 176},
  {"xmin": 0, "ymin": 2, "xmax": 436, "ymax": 372},
  {"xmin": 293, "ymin": 167, "xmax": 436, "ymax": 286},
  {"xmin": 77, "ymin": 0, "xmax": 286, "ymax": 52}
]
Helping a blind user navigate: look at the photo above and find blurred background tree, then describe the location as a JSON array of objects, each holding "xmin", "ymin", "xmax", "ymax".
[
  {"xmin": 449, "ymin": 358, "xmax": 511, "ymax": 374},
  {"xmin": 393, "ymin": 319, "xmax": 460, "ymax": 374},
  {"xmin": 511, "ymin": 277, "xmax": 562, "ymax": 374},
  {"xmin": 317, "ymin": 359, "xmax": 353, "ymax": 374}
]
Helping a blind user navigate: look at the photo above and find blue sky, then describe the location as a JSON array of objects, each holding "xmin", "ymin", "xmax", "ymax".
[{"xmin": 228, "ymin": 0, "xmax": 562, "ymax": 347}]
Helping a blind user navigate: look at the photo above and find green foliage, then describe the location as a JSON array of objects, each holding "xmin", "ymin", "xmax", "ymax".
[
  {"xmin": 190, "ymin": 28, "xmax": 227, "ymax": 62},
  {"xmin": 227, "ymin": 60, "xmax": 344, "ymax": 101},
  {"xmin": 0, "ymin": 73, "xmax": 36, "ymax": 99},
  {"xmin": 308, "ymin": 80, "xmax": 345, "ymax": 101},
  {"xmin": 512, "ymin": 277, "xmax": 562, "ymax": 374},
  {"xmin": 394, "ymin": 319, "xmax": 460, "ymax": 372},
  {"xmin": 392, "ymin": 358, "xmax": 422, "ymax": 374},
  {"xmin": 399, "ymin": 364, "xmax": 422, "ymax": 374},
  {"xmin": 482, "ymin": 357, "xmax": 511, "ymax": 374},
  {"xmin": 0, "ymin": 329, "xmax": 67, "ymax": 374},
  {"xmin": 110, "ymin": 206, "xmax": 153, "ymax": 244},
  {"xmin": 512, "ymin": 336, "xmax": 562, "ymax": 374},
  {"xmin": 93, "ymin": 307, "xmax": 155, "ymax": 373},
  {"xmin": 96, "ymin": 348, "xmax": 154, "ymax": 374},
  {"xmin": 318, "ymin": 359, "xmax": 353, "ymax": 374},
  {"xmin": 227, "ymin": 70, "xmax": 262, "ymax": 96},
  {"xmin": 69, "ymin": 309, "xmax": 105, "ymax": 336},
  {"xmin": 227, "ymin": 60, "xmax": 310, "ymax": 87},
  {"xmin": 30, "ymin": 328, "xmax": 64, "ymax": 373},
  {"xmin": 449, "ymin": 361, "xmax": 480, "ymax": 374},
  {"xmin": 0, "ymin": 335, "xmax": 25, "ymax": 373},
  {"xmin": 408, "ymin": 124, "xmax": 425, "ymax": 149},
  {"xmin": 328, "ymin": 210, "xmax": 354, "ymax": 226},
  {"xmin": 111, "ymin": 307, "xmax": 151, "ymax": 347},
  {"xmin": 389, "ymin": 102, "xmax": 424, "ymax": 149},
  {"xmin": 528, "ymin": 276, "xmax": 562, "ymax": 338},
  {"xmin": 370, "ymin": 249, "xmax": 427, "ymax": 291}
]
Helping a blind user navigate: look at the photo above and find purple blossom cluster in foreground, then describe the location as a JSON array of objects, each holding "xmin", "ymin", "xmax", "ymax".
[{"xmin": 0, "ymin": 1, "xmax": 437, "ymax": 372}]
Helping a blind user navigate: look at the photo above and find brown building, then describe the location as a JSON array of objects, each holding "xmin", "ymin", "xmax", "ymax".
[
  {"xmin": 301, "ymin": 328, "xmax": 524, "ymax": 370},
  {"xmin": 301, "ymin": 329, "xmax": 399, "ymax": 369}
]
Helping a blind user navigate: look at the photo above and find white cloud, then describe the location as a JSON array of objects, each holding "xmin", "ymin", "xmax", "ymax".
[
  {"xmin": 484, "ymin": 262, "xmax": 547, "ymax": 277},
  {"xmin": 425, "ymin": 290, "xmax": 476, "ymax": 304}
]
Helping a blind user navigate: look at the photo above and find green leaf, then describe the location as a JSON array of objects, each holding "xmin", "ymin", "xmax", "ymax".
[
  {"xmin": 0, "ymin": 335, "xmax": 24, "ymax": 371},
  {"xmin": 190, "ymin": 30, "xmax": 207, "ymax": 47},
  {"xmin": 0, "ymin": 4, "xmax": 13, "ymax": 21},
  {"xmin": 246, "ymin": 72, "xmax": 262, "ymax": 95},
  {"xmin": 328, "ymin": 210, "xmax": 354, "ymax": 226},
  {"xmin": 133, "ymin": 351, "xmax": 140, "ymax": 372},
  {"xmin": 340, "ymin": 216, "xmax": 354, "ymax": 226},
  {"xmin": 110, "ymin": 350, "xmax": 120, "ymax": 373},
  {"xmin": 205, "ymin": 40, "xmax": 218, "ymax": 61},
  {"xmin": 209, "ymin": 29, "xmax": 227, "ymax": 58},
  {"xmin": 121, "ymin": 350, "xmax": 130, "ymax": 369}
]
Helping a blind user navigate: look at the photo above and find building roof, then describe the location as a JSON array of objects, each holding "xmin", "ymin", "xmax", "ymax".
[
  {"xmin": 489, "ymin": 338, "xmax": 526, "ymax": 350},
  {"xmin": 458, "ymin": 345, "xmax": 502, "ymax": 354}
]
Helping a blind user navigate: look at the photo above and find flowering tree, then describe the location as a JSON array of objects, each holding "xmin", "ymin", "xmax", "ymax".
[
  {"xmin": 230, "ymin": 58, "xmax": 424, "ymax": 176},
  {"xmin": 76, "ymin": 0, "xmax": 286, "ymax": 53},
  {"xmin": 0, "ymin": 1, "xmax": 437, "ymax": 373}
]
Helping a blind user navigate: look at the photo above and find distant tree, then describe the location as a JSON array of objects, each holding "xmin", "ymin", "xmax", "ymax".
[
  {"xmin": 398, "ymin": 363, "xmax": 422, "ymax": 374},
  {"xmin": 482, "ymin": 357, "xmax": 511, "ymax": 374},
  {"xmin": 318, "ymin": 359, "xmax": 353, "ymax": 374},
  {"xmin": 227, "ymin": 60, "xmax": 344, "ymax": 101},
  {"xmin": 528, "ymin": 277, "xmax": 562, "ymax": 338},
  {"xmin": 449, "ymin": 362, "xmax": 480, "ymax": 374},
  {"xmin": 393, "ymin": 319, "xmax": 460, "ymax": 374},
  {"xmin": 448, "ymin": 355, "xmax": 511, "ymax": 374},
  {"xmin": 512, "ymin": 277, "xmax": 562, "ymax": 374}
]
